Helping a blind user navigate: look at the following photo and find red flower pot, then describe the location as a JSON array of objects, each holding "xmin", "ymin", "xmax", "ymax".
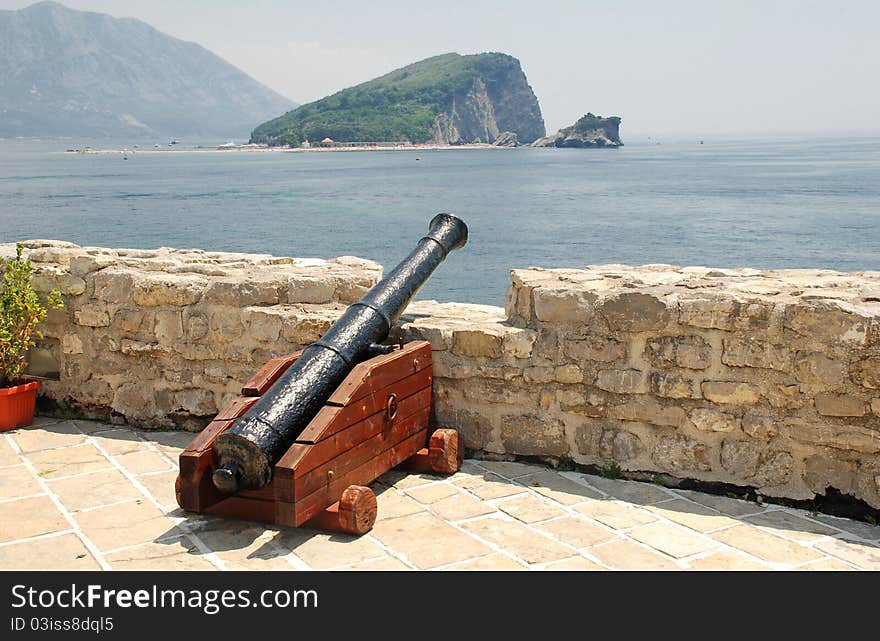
[{"xmin": 0, "ymin": 380, "xmax": 41, "ymax": 431}]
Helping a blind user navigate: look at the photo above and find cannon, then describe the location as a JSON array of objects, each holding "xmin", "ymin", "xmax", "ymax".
[{"xmin": 176, "ymin": 214, "xmax": 468, "ymax": 534}]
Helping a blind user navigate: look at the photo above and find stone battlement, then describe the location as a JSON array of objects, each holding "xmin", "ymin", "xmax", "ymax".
[{"xmin": 4, "ymin": 241, "xmax": 879, "ymax": 508}]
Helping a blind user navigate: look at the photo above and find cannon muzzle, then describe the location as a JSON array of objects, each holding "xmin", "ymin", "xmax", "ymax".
[{"xmin": 212, "ymin": 213, "xmax": 468, "ymax": 492}]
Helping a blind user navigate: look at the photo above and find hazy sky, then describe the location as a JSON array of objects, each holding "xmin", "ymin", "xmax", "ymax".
[{"xmin": 3, "ymin": 0, "xmax": 880, "ymax": 136}]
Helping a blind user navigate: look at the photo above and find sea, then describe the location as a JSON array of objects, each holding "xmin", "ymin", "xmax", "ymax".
[{"xmin": 1, "ymin": 136, "xmax": 878, "ymax": 306}]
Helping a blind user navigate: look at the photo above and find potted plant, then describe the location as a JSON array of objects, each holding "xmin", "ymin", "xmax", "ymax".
[{"xmin": 0, "ymin": 244, "xmax": 63, "ymax": 430}]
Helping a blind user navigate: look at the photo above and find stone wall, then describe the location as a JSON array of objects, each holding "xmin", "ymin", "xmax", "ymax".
[{"xmin": 5, "ymin": 240, "xmax": 879, "ymax": 507}]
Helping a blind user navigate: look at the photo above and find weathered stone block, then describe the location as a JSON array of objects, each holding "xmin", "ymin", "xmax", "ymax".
[
  {"xmin": 720, "ymin": 440, "xmax": 761, "ymax": 479},
  {"xmin": 33, "ymin": 270, "xmax": 86, "ymax": 297},
  {"xmin": 645, "ymin": 335, "xmax": 712, "ymax": 370},
  {"xmin": 73, "ymin": 304, "xmax": 111, "ymax": 328},
  {"xmin": 111, "ymin": 382, "xmax": 154, "ymax": 418},
  {"xmin": 502, "ymin": 328, "xmax": 537, "ymax": 358},
  {"xmin": 154, "ymin": 310, "xmax": 183, "ymax": 342},
  {"xmin": 650, "ymin": 371, "xmax": 696, "ymax": 399},
  {"xmin": 554, "ymin": 364, "xmax": 583, "ymax": 384},
  {"xmin": 59, "ymin": 334, "xmax": 83, "ymax": 355},
  {"xmin": 523, "ymin": 366, "xmax": 554, "ymax": 383},
  {"xmin": 850, "ymin": 358, "xmax": 880, "ymax": 389},
  {"xmin": 701, "ymin": 381, "xmax": 760, "ymax": 405},
  {"xmin": 599, "ymin": 429, "xmax": 643, "ymax": 463},
  {"xmin": 243, "ymin": 308, "xmax": 283, "ymax": 343},
  {"xmin": 132, "ymin": 274, "xmax": 206, "ymax": 307},
  {"xmin": 209, "ymin": 313, "xmax": 243, "ymax": 340},
  {"xmin": 452, "ymin": 329, "xmax": 503, "ymax": 358},
  {"xmin": 77, "ymin": 378, "xmax": 114, "ymax": 406},
  {"xmin": 203, "ymin": 277, "xmax": 285, "ymax": 306},
  {"xmin": 114, "ymin": 309, "xmax": 153, "ymax": 336},
  {"xmin": 795, "ymin": 352, "xmax": 847, "ymax": 388},
  {"xmin": 873, "ymin": 398, "xmax": 880, "ymax": 416},
  {"xmin": 815, "ymin": 394, "xmax": 868, "ymax": 417},
  {"xmin": 281, "ymin": 311, "xmax": 337, "ymax": 345},
  {"xmin": 556, "ymin": 389, "xmax": 585, "ymax": 412},
  {"xmin": 563, "ymin": 335, "xmax": 626, "ymax": 363},
  {"xmin": 287, "ymin": 276, "xmax": 335, "ymax": 304},
  {"xmin": 689, "ymin": 408, "xmax": 740, "ymax": 432},
  {"xmin": 69, "ymin": 254, "xmax": 115, "ymax": 277},
  {"xmin": 785, "ymin": 302, "xmax": 869, "ymax": 344},
  {"xmin": 500, "ymin": 415, "xmax": 567, "ymax": 457},
  {"xmin": 742, "ymin": 413, "xmax": 778, "ymax": 440},
  {"xmin": 722, "ymin": 337, "xmax": 790, "ymax": 371},
  {"xmin": 653, "ymin": 435, "xmax": 711, "ymax": 473},
  {"xmin": 609, "ymin": 397, "xmax": 687, "ymax": 427},
  {"xmin": 596, "ymin": 369, "xmax": 648, "ymax": 394},
  {"xmin": 186, "ymin": 314, "xmax": 209, "ymax": 340},
  {"xmin": 765, "ymin": 384, "xmax": 803, "ymax": 409},
  {"xmin": 804, "ymin": 455, "xmax": 858, "ymax": 495},
  {"xmin": 678, "ymin": 297, "xmax": 771, "ymax": 330},
  {"xmin": 170, "ymin": 389, "xmax": 217, "ymax": 416},
  {"xmin": 532, "ymin": 287, "xmax": 597, "ymax": 324},
  {"xmin": 599, "ymin": 292, "xmax": 670, "ymax": 332},
  {"xmin": 782, "ymin": 420, "xmax": 880, "ymax": 454},
  {"xmin": 120, "ymin": 340, "xmax": 169, "ymax": 358}
]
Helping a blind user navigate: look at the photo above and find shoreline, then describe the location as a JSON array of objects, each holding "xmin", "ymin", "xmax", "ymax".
[{"xmin": 59, "ymin": 143, "xmax": 509, "ymax": 155}]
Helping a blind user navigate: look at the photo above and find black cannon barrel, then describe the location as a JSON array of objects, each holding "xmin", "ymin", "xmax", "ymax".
[{"xmin": 212, "ymin": 213, "xmax": 468, "ymax": 493}]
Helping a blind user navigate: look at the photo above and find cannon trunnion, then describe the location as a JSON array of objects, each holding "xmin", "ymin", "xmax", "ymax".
[{"xmin": 175, "ymin": 215, "xmax": 467, "ymax": 535}]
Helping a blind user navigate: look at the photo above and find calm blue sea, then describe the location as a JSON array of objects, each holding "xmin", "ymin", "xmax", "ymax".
[{"xmin": 1, "ymin": 136, "xmax": 878, "ymax": 305}]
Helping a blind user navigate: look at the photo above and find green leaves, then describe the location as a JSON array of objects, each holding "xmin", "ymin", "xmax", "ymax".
[{"xmin": 0, "ymin": 244, "xmax": 64, "ymax": 388}]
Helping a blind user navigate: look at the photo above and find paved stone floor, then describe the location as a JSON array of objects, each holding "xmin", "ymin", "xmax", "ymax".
[{"xmin": 1, "ymin": 417, "xmax": 879, "ymax": 571}]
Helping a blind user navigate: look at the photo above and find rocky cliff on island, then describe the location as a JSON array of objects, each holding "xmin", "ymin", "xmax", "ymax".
[
  {"xmin": 251, "ymin": 52, "xmax": 545, "ymax": 146},
  {"xmin": 531, "ymin": 113, "xmax": 622, "ymax": 148}
]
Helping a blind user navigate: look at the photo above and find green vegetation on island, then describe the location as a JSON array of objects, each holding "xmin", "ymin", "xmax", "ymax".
[{"xmin": 251, "ymin": 52, "xmax": 545, "ymax": 146}]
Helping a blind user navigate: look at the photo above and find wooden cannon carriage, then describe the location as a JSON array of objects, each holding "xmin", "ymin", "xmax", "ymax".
[{"xmin": 175, "ymin": 340, "xmax": 461, "ymax": 535}]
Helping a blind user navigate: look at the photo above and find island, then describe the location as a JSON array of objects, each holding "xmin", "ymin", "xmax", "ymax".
[
  {"xmin": 530, "ymin": 113, "xmax": 623, "ymax": 148},
  {"xmin": 250, "ymin": 52, "xmax": 546, "ymax": 147}
]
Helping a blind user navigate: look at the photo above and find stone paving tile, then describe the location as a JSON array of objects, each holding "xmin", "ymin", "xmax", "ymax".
[
  {"xmin": 0, "ymin": 437, "xmax": 20, "ymax": 467},
  {"xmin": 425, "ymin": 490, "xmax": 497, "ymax": 521},
  {"xmin": 0, "ymin": 464, "xmax": 42, "ymax": 499},
  {"xmin": 148, "ymin": 431, "xmax": 196, "ymax": 454},
  {"xmin": 813, "ymin": 514, "xmax": 880, "ymax": 541},
  {"xmin": 460, "ymin": 516, "xmax": 572, "ymax": 565},
  {"xmin": 573, "ymin": 499, "xmax": 657, "ymax": 530},
  {"xmin": 404, "ymin": 482, "xmax": 461, "ymax": 504},
  {"xmin": 743, "ymin": 510, "xmax": 839, "ymax": 543},
  {"xmin": 189, "ymin": 520, "xmax": 284, "ymax": 564},
  {"xmin": 814, "ymin": 537, "xmax": 880, "ymax": 570},
  {"xmin": 115, "ymin": 450, "xmax": 174, "ymax": 475},
  {"xmin": 345, "ymin": 556, "xmax": 411, "ymax": 570},
  {"xmin": 386, "ymin": 470, "xmax": 445, "ymax": 490},
  {"xmin": 645, "ymin": 498, "xmax": 740, "ymax": 533},
  {"xmin": 453, "ymin": 472, "xmax": 528, "ymax": 500},
  {"xmin": 1, "ymin": 495, "xmax": 69, "ymax": 543},
  {"xmin": 445, "ymin": 460, "xmax": 486, "ymax": 481},
  {"xmin": 278, "ymin": 530, "xmax": 388, "ymax": 570},
  {"xmin": 588, "ymin": 539, "xmax": 679, "ymax": 570},
  {"xmin": 371, "ymin": 512, "xmax": 491, "ymax": 569},
  {"xmin": 710, "ymin": 525, "xmax": 823, "ymax": 565},
  {"xmin": 794, "ymin": 558, "xmax": 856, "ymax": 571},
  {"xmin": 74, "ymin": 499, "xmax": 182, "ymax": 552},
  {"xmin": 685, "ymin": 551, "xmax": 769, "ymax": 571},
  {"xmin": 535, "ymin": 516, "xmax": 618, "ymax": 548},
  {"xmin": 47, "ymin": 468, "xmax": 142, "ymax": 512},
  {"xmin": 224, "ymin": 556, "xmax": 297, "ymax": 571},
  {"xmin": 496, "ymin": 493, "xmax": 567, "ymax": 524},
  {"xmin": 27, "ymin": 444, "xmax": 113, "ymax": 479},
  {"xmin": 70, "ymin": 420, "xmax": 111, "ymax": 434},
  {"xmin": 0, "ymin": 533, "xmax": 100, "ymax": 570},
  {"xmin": 675, "ymin": 489, "xmax": 763, "ymax": 517},
  {"xmin": 104, "ymin": 537, "xmax": 215, "ymax": 570},
  {"xmin": 372, "ymin": 486, "xmax": 425, "ymax": 521},
  {"xmin": 446, "ymin": 553, "xmax": 525, "ymax": 570},
  {"xmin": 137, "ymin": 471, "xmax": 180, "ymax": 508},
  {"xmin": 542, "ymin": 556, "xmax": 606, "ymax": 571},
  {"xmin": 476, "ymin": 460, "xmax": 539, "ymax": 479},
  {"xmin": 582, "ymin": 475, "xmax": 674, "ymax": 505},
  {"xmin": 519, "ymin": 470, "xmax": 603, "ymax": 505},
  {"xmin": 627, "ymin": 521, "xmax": 718, "ymax": 559},
  {"xmin": 88, "ymin": 429, "xmax": 150, "ymax": 456},
  {"xmin": 11, "ymin": 422, "xmax": 86, "ymax": 453}
]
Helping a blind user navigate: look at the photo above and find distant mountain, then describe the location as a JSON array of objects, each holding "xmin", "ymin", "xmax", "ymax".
[
  {"xmin": 251, "ymin": 52, "xmax": 545, "ymax": 146},
  {"xmin": 0, "ymin": 1, "xmax": 296, "ymax": 138}
]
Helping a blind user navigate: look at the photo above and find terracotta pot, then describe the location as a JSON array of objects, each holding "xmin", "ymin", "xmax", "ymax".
[{"xmin": 0, "ymin": 379, "xmax": 41, "ymax": 431}]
